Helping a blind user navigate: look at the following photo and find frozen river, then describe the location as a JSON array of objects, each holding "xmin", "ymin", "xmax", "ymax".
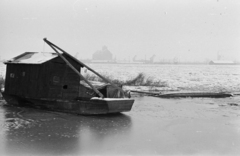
[
  {"xmin": 1, "ymin": 63, "xmax": 240, "ymax": 92},
  {"xmin": 88, "ymin": 63, "xmax": 240, "ymax": 92},
  {"xmin": 0, "ymin": 96, "xmax": 240, "ymax": 155}
]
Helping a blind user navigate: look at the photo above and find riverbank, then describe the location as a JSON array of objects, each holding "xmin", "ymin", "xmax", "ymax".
[{"xmin": 0, "ymin": 95, "xmax": 240, "ymax": 155}]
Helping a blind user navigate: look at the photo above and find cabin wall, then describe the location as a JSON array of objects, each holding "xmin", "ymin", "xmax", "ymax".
[
  {"xmin": 4, "ymin": 64, "xmax": 43, "ymax": 98},
  {"xmin": 46, "ymin": 55, "xmax": 83, "ymax": 100},
  {"xmin": 46, "ymin": 61, "xmax": 66, "ymax": 99},
  {"xmin": 5, "ymin": 64, "xmax": 17, "ymax": 95}
]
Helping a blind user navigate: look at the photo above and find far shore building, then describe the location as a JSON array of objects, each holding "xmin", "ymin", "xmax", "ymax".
[
  {"xmin": 209, "ymin": 60, "xmax": 235, "ymax": 65},
  {"xmin": 92, "ymin": 46, "xmax": 115, "ymax": 63}
]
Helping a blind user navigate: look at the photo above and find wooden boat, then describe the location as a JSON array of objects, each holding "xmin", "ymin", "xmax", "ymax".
[{"xmin": 1, "ymin": 38, "xmax": 134, "ymax": 115}]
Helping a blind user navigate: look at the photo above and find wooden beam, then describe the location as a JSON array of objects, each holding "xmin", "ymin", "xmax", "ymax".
[
  {"xmin": 43, "ymin": 38, "xmax": 126, "ymax": 98},
  {"xmin": 44, "ymin": 39, "xmax": 104, "ymax": 98},
  {"xmin": 130, "ymin": 90, "xmax": 160, "ymax": 95}
]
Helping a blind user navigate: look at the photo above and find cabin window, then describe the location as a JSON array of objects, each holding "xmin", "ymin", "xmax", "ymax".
[
  {"xmin": 10, "ymin": 73, "xmax": 15, "ymax": 78},
  {"xmin": 63, "ymin": 85, "xmax": 68, "ymax": 89},
  {"xmin": 22, "ymin": 72, "xmax": 25, "ymax": 77},
  {"xmin": 53, "ymin": 76, "xmax": 60, "ymax": 83}
]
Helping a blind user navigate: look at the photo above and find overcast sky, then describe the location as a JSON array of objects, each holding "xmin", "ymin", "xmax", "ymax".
[{"xmin": 0, "ymin": 0, "xmax": 239, "ymax": 62}]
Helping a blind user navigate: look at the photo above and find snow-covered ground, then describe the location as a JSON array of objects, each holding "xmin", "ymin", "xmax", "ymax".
[{"xmin": 0, "ymin": 62, "xmax": 5, "ymax": 80}]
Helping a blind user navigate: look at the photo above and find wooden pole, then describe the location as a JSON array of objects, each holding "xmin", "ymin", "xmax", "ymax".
[
  {"xmin": 44, "ymin": 39, "xmax": 104, "ymax": 98},
  {"xmin": 43, "ymin": 38, "xmax": 126, "ymax": 98},
  {"xmin": 130, "ymin": 90, "xmax": 160, "ymax": 95}
]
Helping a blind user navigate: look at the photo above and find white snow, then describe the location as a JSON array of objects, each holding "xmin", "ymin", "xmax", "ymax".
[{"xmin": 18, "ymin": 52, "xmax": 57, "ymax": 64}]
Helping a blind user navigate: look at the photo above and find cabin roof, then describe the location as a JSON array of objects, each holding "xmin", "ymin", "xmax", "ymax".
[{"xmin": 4, "ymin": 52, "xmax": 58, "ymax": 64}]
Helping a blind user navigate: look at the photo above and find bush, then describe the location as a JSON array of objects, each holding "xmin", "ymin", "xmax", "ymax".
[
  {"xmin": 124, "ymin": 73, "xmax": 168, "ymax": 87},
  {"xmin": 85, "ymin": 73, "xmax": 168, "ymax": 87},
  {"xmin": 0, "ymin": 77, "xmax": 4, "ymax": 88},
  {"xmin": 124, "ymin": 73, "xmax": 145, "ymax": 86}
]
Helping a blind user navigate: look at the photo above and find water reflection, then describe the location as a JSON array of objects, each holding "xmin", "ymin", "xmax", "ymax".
[{"xmin": 0, "ymin": 104, "xmax": 132, "ymax": 156}]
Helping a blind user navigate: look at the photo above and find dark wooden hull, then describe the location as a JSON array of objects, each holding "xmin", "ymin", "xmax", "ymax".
[{"xmin": 1, "ymin": 92, "xmax": 134, "ymax": 115}]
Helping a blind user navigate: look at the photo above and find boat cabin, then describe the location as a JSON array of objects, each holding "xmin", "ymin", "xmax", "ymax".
[{"xmin": 4, "ymin": 52, "xmax": 119, "ymax": 100}]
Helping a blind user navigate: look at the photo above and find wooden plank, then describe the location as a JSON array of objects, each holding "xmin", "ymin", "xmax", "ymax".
[
  {"xmin": 20, "ymin": 65, "xmax": 30, "ymax": 96},
  {"xmin": 157, "ymin": 92, "xmax": 233, "ymax": 98},
  {"xmin": 38, "ymin": 63, "xmax": 49, "ymax": 98},
  {"xmin": 29, "ymin": 65, "xmax": 40, "ymax": 98},
  {"xmin": 130, "ymin": 90, "xmax": 160, "ymax": 95}
]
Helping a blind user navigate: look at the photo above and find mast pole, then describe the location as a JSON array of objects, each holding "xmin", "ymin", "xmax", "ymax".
[
  {"xmin": 43, "ymin": 38, "xmax": 125, "ymax": 98},
  {"xmin": 44, "ymin": 38, "xmax": 104, "ymax": 98}
]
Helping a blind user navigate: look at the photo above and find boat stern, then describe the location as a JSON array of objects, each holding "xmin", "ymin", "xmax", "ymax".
[{"xmin": 90, "ymin": 97, "xmax": 134, "ymax": 114}]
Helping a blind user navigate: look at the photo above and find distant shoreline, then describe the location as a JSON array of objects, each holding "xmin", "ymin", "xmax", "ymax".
[{"xmin": 84, "ymin": 62, "xmax": 240, "ymax": 65}]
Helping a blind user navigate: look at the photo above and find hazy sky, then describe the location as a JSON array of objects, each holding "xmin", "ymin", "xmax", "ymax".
[{"xmin": 0, "ymin": 0, "xmax": 240, "ymax": 62}]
